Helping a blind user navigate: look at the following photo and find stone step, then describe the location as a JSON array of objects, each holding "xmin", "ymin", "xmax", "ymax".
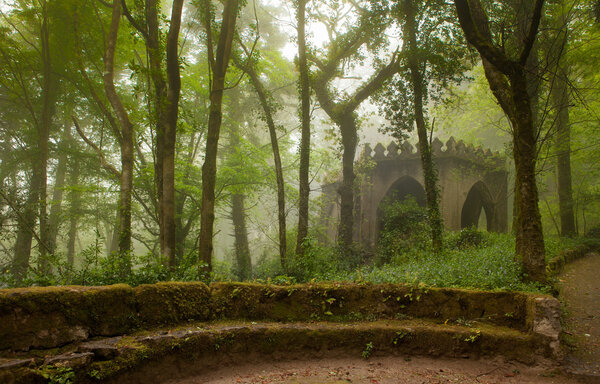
[{"xmin": 2, "ymin": 319, "xmax": 554, "ymax": 383}]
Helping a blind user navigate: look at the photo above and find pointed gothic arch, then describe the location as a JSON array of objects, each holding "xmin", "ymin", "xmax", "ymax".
[{"xmin": 461, "ymin": 181, "xmax": 495, "ymax": 230}]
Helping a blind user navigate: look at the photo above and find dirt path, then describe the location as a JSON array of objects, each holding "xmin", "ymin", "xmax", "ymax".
[
  {"xmin": 559, "ymin": 252, "xmax": 600, "ymax": 379},
  {"xmin": 166, "ymin": 356, "xmax": 577, "ymax": 384}
]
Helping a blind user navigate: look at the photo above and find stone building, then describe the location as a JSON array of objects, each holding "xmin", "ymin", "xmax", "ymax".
[{"xmin": 321, "ymin": 137, "xmax": 508, "ymax": 249}]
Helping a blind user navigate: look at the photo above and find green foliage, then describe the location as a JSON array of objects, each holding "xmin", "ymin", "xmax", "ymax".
[
  {"xmin": 377, "ymin": 197, "xmax": 430, "ymax": 264},
  {"xmin": 37, "ymin": 366, "xmax": 75, "ymax": 384},
  {"xmin": 361, "ymin": 341, "xmax": 374, "ymax": 359},
  {"xmin": 448, "ymin": 227, "xmax": 487, "ymax": 250}
]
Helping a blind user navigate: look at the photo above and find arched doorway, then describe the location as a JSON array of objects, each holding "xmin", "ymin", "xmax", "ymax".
[
  {"xmin": 461, "ymin": 181, "xmax": 494, "ymax": 230},
  {"xmin": 380, "ymin": 176, "xmax": 426, "ymax": 208},
  {"xmin": 376, "ymin": 176, "xmax": 426, "ymax": 233}
]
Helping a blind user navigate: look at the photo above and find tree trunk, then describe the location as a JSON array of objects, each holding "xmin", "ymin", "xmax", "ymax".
[
  {"xmin": 296, "ymin": 0, "xmax": 311, "ymax": 259},
  {"xmin": 38, "ymin": 0, "xmax": 57, "ymax": 274},
  {"xmin": 551, "ymin": 22, "xmax": 576, "ymax": 237},
  {"xmin": 508, "ymin": 70, "xmax": 546, "ymax": 283},
  {"xmin": 66, "ymin": 154, "xmax": 80, "ymax": 267},
  {"xmin": 11, "ymin": 163, "xmax": 41, "ymax": 281},
  {"xmin": 145, "ymin": 0, "xmax": 167, "ymax": 259},
  {"xmin": 47, "ymin": 125, "xmax": 70, "ymax": 255},
  {"xmin": 404, "ymin": 0, "xmax": 443, "ymax": 252},
  {"xmin": 455, "ymin": 0, "xmax": 547, "ymax": 283},
  {"xmin": 142, "ymin": 0, "xmax": 184, "ymax": 268},
  {"xmin": 162, "ymin": 0, "xmax": 184, "ymax": 268},
  {"xmin": 198, "ymin": 0, "xmax": 239, "ymax": 277},
  {"xmin": 231, "ymin": 192, "xmax": 251, "ymax": 280},
  {"xmin": 239, "ymin": 60, "xmax": 287, "ymax": 269},
  {"xmin": 104, "ymin": 0, "xmax": 134, "ymax": 275},
  {"xmin": 337, "ymin": 114, "xmax": 358, "ymax": 252}
]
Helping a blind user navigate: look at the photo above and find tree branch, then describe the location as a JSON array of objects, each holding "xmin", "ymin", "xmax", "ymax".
[
  {"xmin": 519, "ymin": 0, "xmax": 545, "ymax": 65},
  {"xmin": 72, "ymin": 116, "xmax": 121, "ymax": 178}
]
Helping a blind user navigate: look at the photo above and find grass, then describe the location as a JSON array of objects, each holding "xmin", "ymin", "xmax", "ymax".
[
  {"xmin": 302, "ymin": 232, "xmax": 597, "ymax": 294},
  {"xmin": 2, "ymin": 228, "xmax": 596, "ymax": 295}
]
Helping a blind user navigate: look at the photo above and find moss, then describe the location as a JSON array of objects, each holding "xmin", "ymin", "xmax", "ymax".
[
  {"xmin": 134, "ymin": 282, "xmax": 211, "ymax": 326},
  {"xmin": 0, "ymin": 281, "xmax": 541, "ymax": 354},
  {"xmin": 0, "ymin": 285, "xmax": 136, "ymax": 351}
]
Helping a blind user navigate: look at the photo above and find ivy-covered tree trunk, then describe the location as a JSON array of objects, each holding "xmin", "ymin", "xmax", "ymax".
[
  {"xmin": 338, "ymin": 114, "xmax": 358, "ymax": 252},
  {"xmin": 403, "ymin": 0, "xmax": 443, "ymax": 252},
  {"xmin": 507, "ymin": 70, "xmax": 546, "ymax": 282},
  {"xmin": 198, "ymin": 0, "xmax": 239, "ymax": 277},
  {"xmin": 455, "ymin": 0, "xmax": 547, "ymax": 283},
  {"xmin": 296, "ymin": 0, "xmax": 311, "ymax": 259}
]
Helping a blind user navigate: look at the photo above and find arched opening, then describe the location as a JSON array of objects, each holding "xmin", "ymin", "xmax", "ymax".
[
  {"xmin": 380, "ymin": 176, "xmax": 426, "ymax": 208},
  {"xmin": 461, "ymin": 181, "xmax": 494, "ymax": 231},
  {"xmin": 376, "ymin": 176, "xmax": 426, "ymax": 232}
]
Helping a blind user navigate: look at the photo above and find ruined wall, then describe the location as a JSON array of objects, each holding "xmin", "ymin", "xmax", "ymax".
[
  {"xmin": 0, "ymin": 281, "xmax": 551, "ymax": 352},
  {"xmin": 322, "ymin": 137, "xmax": 508, "ymax": 248}
]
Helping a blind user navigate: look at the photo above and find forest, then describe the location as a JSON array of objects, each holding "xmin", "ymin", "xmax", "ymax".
[{"xmin": 0, "ymin": 0, "xmax": 599, "ymax": 292}]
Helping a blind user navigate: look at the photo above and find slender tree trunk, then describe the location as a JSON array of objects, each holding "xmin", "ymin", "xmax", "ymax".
[
  {"xmin": 66, "ymin": 154, "xmax": 80, "ymax": 267},
  {"xmin": 145, "ymin": 0, "xmax": 167, "ymax": 260},
  {"xmin": 337, "ymin": 114, "xmax": 358, "ymax": 252},
  {"xmin": 107, "ymin": 210, "xmax": 120, "ymax": 256},
  {"xmin": 142, "ymin": 0, "xmax": 184, "ymax": 268},
  {"xmin": 404, "ymin": 0, "xmax": 443, "ymax": 252},
  {"xmin": 239, "ymin": 61, "xmax": 287, "ymax": 269},
  {"xmin": 162, "ymin": 0, "xmax": 184, "ymax": 268},
  {"xmin": 296, "ymin": 0, "xmax": 311, "ymax": 259},
  {"xmin": 104, "ymin": 0, "xmax": 134, "ymax": 274},
  {"xmin": 47, "ymin": 125, "xmax": 70, "ymax": 255},
  {"xmin": 11, "ymin": 163, "xmax": 41, "ymax": 281},
  {"xmin": 231, "ymin": 192, "xmax": 251, "ymax": 280},
  {"xmin": 198, "ymin": 0, "xmax": 239, "ymax": 277},
  {"xmin": 552, "ymin": 22, "xmax": 576, "ymax": 237},
  {"xmin": 38, "ymin": 0, "xmax": 57, "ymax": 274}
]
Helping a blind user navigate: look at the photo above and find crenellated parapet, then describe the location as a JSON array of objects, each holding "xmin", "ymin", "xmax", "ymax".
[{"xmin": 361, "ymin": 136, "xmax": 504, "ymax": 167}]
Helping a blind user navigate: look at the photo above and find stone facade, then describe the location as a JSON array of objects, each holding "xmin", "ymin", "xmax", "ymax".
[{"xmin": 321, "ymin": 137, "xmax": 508, "ymax": 248}]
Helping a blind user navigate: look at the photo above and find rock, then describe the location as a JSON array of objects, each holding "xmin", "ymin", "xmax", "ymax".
[
  {"xmin": 532, "ymin": 297, "xmax": 561, "ymax": 341},
  {"xmin": 44, "ymin": 352, "xmax": 94, "ymax": 368},
  {"xmin": 78, "ymin": 338, "xmax": 121, "ymax": 360},
  {"xmin": 0, "ymin": 358, "xmax": 33, "ymax": 371}
]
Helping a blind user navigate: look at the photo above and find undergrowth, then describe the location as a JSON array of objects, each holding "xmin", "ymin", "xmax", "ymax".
[{"xmin": 1, "ymin": 225, "xmax": 596, "ymax": 294}]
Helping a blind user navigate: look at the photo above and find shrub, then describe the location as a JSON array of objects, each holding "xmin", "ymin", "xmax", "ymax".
[
  {"xmin": 448, "ymin": 226, "xmax": 487, "ymax": 250},
  {"xmin": 376, "ymin": 197, "xmax": 430, "ymax": 264}
]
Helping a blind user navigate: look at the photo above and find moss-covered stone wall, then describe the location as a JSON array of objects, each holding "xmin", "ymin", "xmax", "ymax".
[{"xmin": 0, "ymin": 281, "xmax": 544, "ymax": 352}]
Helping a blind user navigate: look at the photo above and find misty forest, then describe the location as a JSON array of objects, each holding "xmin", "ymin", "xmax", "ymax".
[
  {"xmin": 3, "ymin": 0, "xmax": 600, "ymax": 382},
  {"xmin": 0, "ymin": 0, "xmax": 599, "ymax": 292}
]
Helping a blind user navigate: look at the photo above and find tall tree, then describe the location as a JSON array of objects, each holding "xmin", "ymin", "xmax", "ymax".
[
  {"xmin": 198, "ymin": 0, "xmax": 241, "ymax": 276},
  {"xmin": 308, "ymin": 2, "xmax": 399, "ymax": 252},
  {"xmin": 227, "ymin": 126, "xmax": 252, "ymax": 280},
  {"xmin": 379, "ymin": 0, "xmax": 467, "ymax": 252},
  {"xmin": 234, "ymin": 54, "xmax": 288, "ymax": 268},
  {"xmin": 295, "ymin": 0, "xmax": 311, "ymax": 260},
  {"xmin": 121, "ymin": 0, "xmax": 184, "ymax": 267},
  {"xmin": 47, "ymin": 124, "xmax": 71, "ymax": 255},
  {"xmin": 1, "ymin": 0, "xmax": 58, "ymax": 279},
  {"xmin": 550, "ymin": 2, "xmax": 576, "ymax": 236},
  {"xmin": 102, "ymin": 0, "xmax": 135, "ymax": 268},
  {"xmin": 454, "ymin": 0, "xmax": 547, "ymax": 282}
]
